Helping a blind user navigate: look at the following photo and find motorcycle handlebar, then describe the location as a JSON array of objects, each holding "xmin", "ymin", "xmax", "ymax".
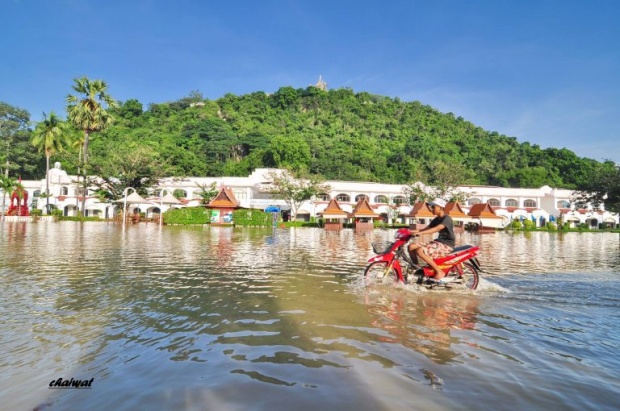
[{"xmin": 395, "ymin": 228, "xmax": 418, "ymax": 240}]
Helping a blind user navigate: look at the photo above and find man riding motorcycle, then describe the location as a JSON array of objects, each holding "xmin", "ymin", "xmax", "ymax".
[{"xmin": 407, "ymin": 198, "xmax": 455, "ymax": 284}]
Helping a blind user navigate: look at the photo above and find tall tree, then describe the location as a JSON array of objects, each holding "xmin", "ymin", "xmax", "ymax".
[
  {"xmin": 89, "ymin": 142, "xmax": 167, "ymax": 199},
  {"xmin": 0, "ymin": 102, "xmax": 30, "ymax": 177},
  {"xmin": 31, "ymin": 112, "xmax": 71, "ymax": 213},
  {"xmin": 0, "ymin": 175, "xmax": 17, "ymax": 220},
  {"xmin": 403, "ymin": 161, "xmax": 474, "ymax": 204},
  {"xmin": 195, "ymin": 182, "xmax": 219, "ymax": 205},
  {"xmin": 573, "ymin": 161, "xmax": 620, "ymax": 214},
  {"xmin": 66, "ymin": 77, "xmax": 117, "ymax": 213},
  {"xmin": 265, "ymin": 169, "xmax": 331, "ymax": 220}
]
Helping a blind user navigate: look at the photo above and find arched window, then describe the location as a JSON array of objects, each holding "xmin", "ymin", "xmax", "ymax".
[
  {"xmin": 505, "ymin": 199, "xmax": 518, "ymax": 207},
  {"xmin": 557, "ymin": 200, "xmax": 570, "ymax": 208},
  {"xmin": 392, "ymin": 195, "xmax": 407, "ymax": 205},
  {"xmin": 316, "ymin": 193, "xmax": 330, "ymax": 201},
  {"xmin": 524, "ymin": 199, "xmax": 537, "ymax": 208},
  {"xmin": 336, "ymin": 193, "xmax": 350, "ymax": 202},
  {"xmin": 355, "ymin": 194, "xmax": 369, "ymax": 202},
  {"xmin": 173, "ymin": 189, "xmax": 187, "ymax": 199},
  {"xmin": 488, "ymin": 198, "xmax": 500, "ymax": 206},
  {"xmin": 374, "ymin": 195, "xmax": 388, "ymax": 204},
  {"xmin": 468, "ymin": 198, "xmax": 482, "ymax": 206},
  {"xmin": 61, "ymin": 186, "xmax": 69, "ymax": 195},
  {"xmin": 33, "ymin": 190, "xmax": 41, "ymax": 198}
]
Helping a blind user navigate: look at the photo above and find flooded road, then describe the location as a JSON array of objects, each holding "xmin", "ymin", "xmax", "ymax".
[{"xmin": 1, "ymin": 222, "xmax": 619, "ymax": 410}]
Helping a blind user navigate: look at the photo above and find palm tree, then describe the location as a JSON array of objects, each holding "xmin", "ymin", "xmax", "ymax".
[
  {"xmin": 31, "ymin": 112, "xmax": 70, "ymax": 214},
  {"xmin": 66, "ymin": 77, "xmax": 117, "ymax": 214},
  {"xmin": 0, "ymin": 175, "xmax": 17, "ymax": 220},
  {"xmin": 70, "ymin": 132, "xmax": 85, "ymax": 212}
]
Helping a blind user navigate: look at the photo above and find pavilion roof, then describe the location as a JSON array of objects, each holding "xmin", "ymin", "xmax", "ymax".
[
  {"xmin": 468, "ymin": 203, "xmax": 502, "ymax": 218},
  {"xmin": 320, "ymin": 198, "xmax": 348, "ymax": 218},
  {"xmin": 208, "ymin": 187, "xmax": 240, "ymax": 208},
  {"xmin": 445, "ymin": 202, "xmax": 469, "ymax": 218},
  {"xmin": 349, "ymin": 198, "xmax": 380, "ymax": 218},
  {"xmin": 406, "ymin": 201, "xmax": 434, "ymax": 218}
]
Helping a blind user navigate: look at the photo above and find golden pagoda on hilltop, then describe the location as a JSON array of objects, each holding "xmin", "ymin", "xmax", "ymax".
[{"xmin": 315, "ymin": 75, "xmax": 328, "ymax": 91}]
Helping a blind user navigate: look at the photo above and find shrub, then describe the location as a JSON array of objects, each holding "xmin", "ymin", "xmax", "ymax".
[
  {"xmin": 58, "ymin": 216, "xmax": 103, "ymax": 222},
  {"xmin": 233, "ymin": 209, "xmax": 272, "ymax": 226},
  {"xmin": 164, "ymin": 207, "xmax": 210, "ymax": 225},
  {"xmin": 522, "ymin": 219, "xmax": 535, "ymax": 230},
  {"xmin": 373, "ymin": 219, "xmax": 390, "ymax": 228},
  {"xmin": 545, "ymin": 222, "xmax": 557, "ymax": 231}
]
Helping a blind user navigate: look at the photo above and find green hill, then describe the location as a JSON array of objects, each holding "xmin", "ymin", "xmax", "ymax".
[{"xmin": 26, "ymin": 86, "xmax": 613, "ymax": 188}]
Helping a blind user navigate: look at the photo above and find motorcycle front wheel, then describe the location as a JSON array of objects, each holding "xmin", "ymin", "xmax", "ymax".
[{"xmin": 364, "ymin": 261, "xmax": 400, "ymax": 285}]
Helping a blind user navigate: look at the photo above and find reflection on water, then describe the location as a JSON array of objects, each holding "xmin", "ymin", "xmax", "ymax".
[
  {"xmin": 1, "ymin": 223, "xmax": 620, "ymax": 410},
  {"xmin": 363, "ymin": 290, "xmax": 479, "ymax": 365},
  {"xmin": 474, "ymin": 230, "xmax": 620, "ymax": 275}
]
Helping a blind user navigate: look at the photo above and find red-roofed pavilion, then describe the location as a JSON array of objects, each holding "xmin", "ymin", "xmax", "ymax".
[{"xmin": 207, "ymin": 187, "xmax": 240, "ymax": 225}]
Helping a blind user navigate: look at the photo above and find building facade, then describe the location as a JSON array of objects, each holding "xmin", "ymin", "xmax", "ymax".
[{"xmin": 4, "ymin": 165, "xmax": 618, "ymax": 228}]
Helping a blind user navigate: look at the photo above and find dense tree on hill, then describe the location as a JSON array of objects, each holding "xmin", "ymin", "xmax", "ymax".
[{"xmin": 7, "ymin": 85, "xmax": 614, "ymax": 196}]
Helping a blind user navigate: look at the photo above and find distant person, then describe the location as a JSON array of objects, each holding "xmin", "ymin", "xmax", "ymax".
[{"xmin": 407, "ymin": 198, "xmax": 455, "ymax": 283}]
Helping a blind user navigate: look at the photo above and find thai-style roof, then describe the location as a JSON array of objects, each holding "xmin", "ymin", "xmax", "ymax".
[
  {"xmin": 160, "ymin": 192, "xmax": 182, "ymax": 205},
  {"xmin": 349, "ymin": 198, "xmax": 380, "ymax": 219},
  {"xmin": 117, "ymin": 191, "xmax": 148, "ymax": 204},
  {"xmin": 445, "ymin": 202, "xmax": 469, "ymax": 219},
  {"xmin": 468, "ymin": 203, "xmax": 503, "ymax": 218},
  {"xmin": 406, "ymin": 201, "xmax": 434, "ymax": 218},
  {"xmin": 320, "ymin": 198, "xmax": 348, "ymax": 219},
  {"xmin": 208, "ymin": 187, "xmax": 240, "ymax": 208}
]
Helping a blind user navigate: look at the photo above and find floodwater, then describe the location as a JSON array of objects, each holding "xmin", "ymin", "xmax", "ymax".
[{"xmin": 1, "ymin": 222, "xmax": 619, "ymax": 411}]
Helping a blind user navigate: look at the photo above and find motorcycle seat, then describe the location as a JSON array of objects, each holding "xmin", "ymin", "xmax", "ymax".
[{"xmin": 450, "ymin": 245, "xmax": 473, "ymax": 254}]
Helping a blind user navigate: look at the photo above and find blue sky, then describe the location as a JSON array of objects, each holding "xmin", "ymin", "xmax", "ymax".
[{"xmin": 2, "ymin": 0, "xmax": 618, "ymax": 162}]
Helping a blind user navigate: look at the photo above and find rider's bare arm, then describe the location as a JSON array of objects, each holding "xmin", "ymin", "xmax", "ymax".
[{"xmin": 411, "ymin": 224, "xmax": 445, "ymax": 236}]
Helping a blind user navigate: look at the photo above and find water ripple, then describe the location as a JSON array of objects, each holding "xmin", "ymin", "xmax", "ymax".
[{"xmin": 1, "ymin": 224, "xmax": 620, "ymax": 411}]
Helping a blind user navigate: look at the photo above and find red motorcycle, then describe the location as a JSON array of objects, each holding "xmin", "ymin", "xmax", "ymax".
[{"xmin": 364, "ymin": 228, "xmax": 482, "ymax": 290}]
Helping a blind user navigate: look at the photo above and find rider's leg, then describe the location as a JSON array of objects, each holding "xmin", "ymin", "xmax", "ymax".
[
  {"xmin": 407, "ymin": 243, "xmax": 420, "ymax": 264},
  {"xmin": 415, "ymin": 247, "xmax": 445, "ymax": 279}
]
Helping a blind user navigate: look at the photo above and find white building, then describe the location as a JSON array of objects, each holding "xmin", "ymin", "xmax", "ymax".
[{"xmin": 4, "ymin": 165, "xmax": 618, "ymax": 229}]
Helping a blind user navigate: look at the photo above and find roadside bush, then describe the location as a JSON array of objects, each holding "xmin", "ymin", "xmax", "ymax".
[
  {"xmin": 522, "ymin": 219, "xmax": 535, "ymax": 230},
  {"xmin": 233, "ymin": 209, "xmax": 272, "ymax": 226},
  {"xmin": 374, "ymin": 220, "xmax": 387, "ymax": 228},
  {"xmin": 164, "ymin": 207, "xmax": 210, "ymax": 225},
  {"xmin": 58, "ymin": 216, "xmax": 103, "ymax": 222},
  {"xmin": 510, "ymin": 220, "xmax": 523, "ymax": 230},
  {"xmin": 545, "ymin": 222, "xmax": 557, "ymax": 231}
]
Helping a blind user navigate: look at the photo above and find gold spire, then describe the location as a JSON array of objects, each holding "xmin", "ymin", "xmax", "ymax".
[{"xmin": 315, "ymin": 75, "xmax": 328, "ymax": 91}]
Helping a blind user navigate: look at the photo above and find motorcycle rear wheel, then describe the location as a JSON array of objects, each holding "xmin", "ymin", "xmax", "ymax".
[{"xmin": 364, "ymin": 261, "xmax": 400, "ymax": 285}]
